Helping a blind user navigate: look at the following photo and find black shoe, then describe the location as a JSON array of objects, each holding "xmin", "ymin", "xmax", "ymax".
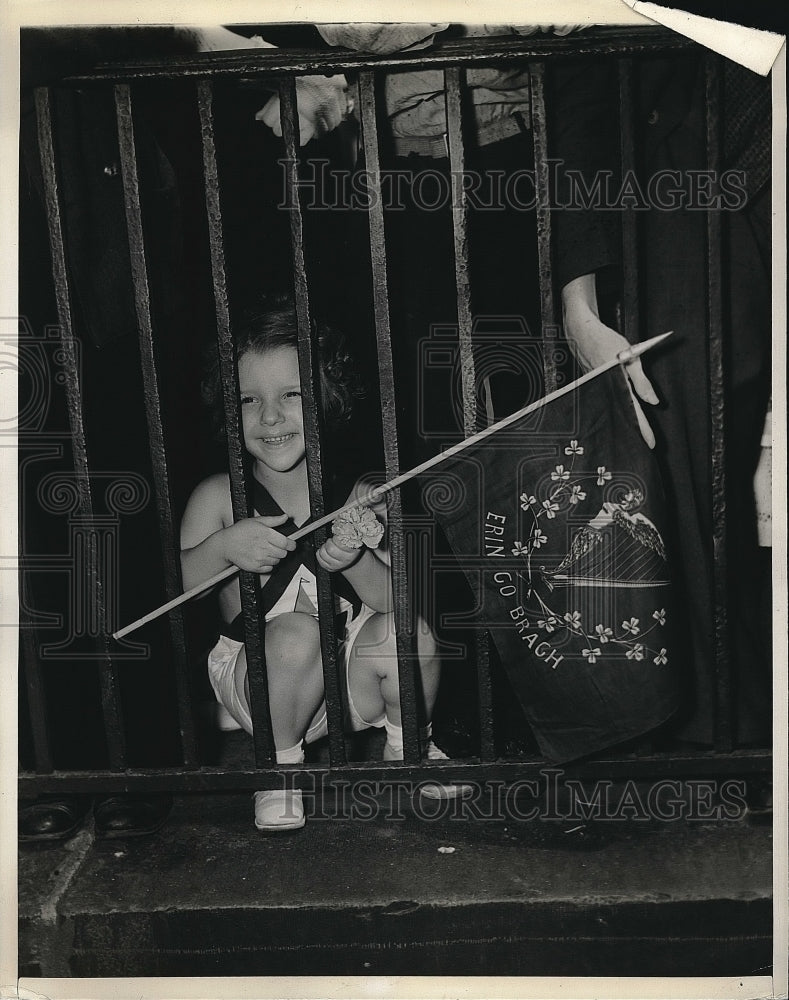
[
  {"xmin": 93, "ymin": 793, "xmax": 173, "ymax": 839},
  {"xmin": 745, "ymin": 777, "xmax": 773, "ymax": 823},
  {"xmin": 18, "ymin": 796, "xmax": 91, "ymax": 843}
]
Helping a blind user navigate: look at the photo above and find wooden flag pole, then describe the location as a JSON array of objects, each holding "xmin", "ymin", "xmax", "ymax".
[{"xmin": 112, "ymin": 332, "xmax": 672, "ymax": 640}]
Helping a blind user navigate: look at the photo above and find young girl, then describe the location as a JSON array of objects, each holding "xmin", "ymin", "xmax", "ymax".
[{"xmin": 180, "ymin": 299, "xmax": 469, "ymax": 831}]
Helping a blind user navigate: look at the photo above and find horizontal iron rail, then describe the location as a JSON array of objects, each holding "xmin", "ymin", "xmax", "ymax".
[
  {"xmin": 59, "ymin": 27, "xmax": 696, "ymax": 85},
  {"xmin": 18, "ymin": 749, "xmax": 772, "ymax": 794}
]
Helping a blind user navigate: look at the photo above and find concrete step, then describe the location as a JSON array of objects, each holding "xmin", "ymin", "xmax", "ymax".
[{"xmin": 19, "ymin": 779, "xmax": 773, "ymax": 978}]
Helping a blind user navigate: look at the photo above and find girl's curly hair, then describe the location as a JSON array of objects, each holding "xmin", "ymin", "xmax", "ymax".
[{"xmin": 201, "ymin": 294, "xmax": 364, "ymax": 443}]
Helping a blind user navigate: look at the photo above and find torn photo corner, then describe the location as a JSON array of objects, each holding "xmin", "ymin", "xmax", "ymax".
[{"xmin": 619, "ymin": 0, "xmax": 785, "ymax": 74}]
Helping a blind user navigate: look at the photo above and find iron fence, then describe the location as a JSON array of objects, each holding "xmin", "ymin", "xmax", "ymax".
[{"xmin": 18, "ymin": 25, "xmax": 772, "ymax": 796}]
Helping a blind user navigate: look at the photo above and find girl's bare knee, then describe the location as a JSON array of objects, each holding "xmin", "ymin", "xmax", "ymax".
[
  {"xmin": 360, "ymin": 613, "xmax": 435, "ymax": 671},
  {"xmin": 265, "ymin": 613, "xmax": 321, "ymax": 674}
]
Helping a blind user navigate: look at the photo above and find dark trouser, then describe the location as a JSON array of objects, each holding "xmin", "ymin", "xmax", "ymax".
[{"xmin": 645, "ymin": 185, "xmax": 771, "ymax": 745}]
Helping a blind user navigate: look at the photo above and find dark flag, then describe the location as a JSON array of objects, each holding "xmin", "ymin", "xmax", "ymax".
[{"xmin": 425, "ymin": 366, "xmax": 680, "ymax": 763}]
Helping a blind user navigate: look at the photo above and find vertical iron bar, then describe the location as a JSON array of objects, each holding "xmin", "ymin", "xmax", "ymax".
[
  {"xmin": 197, "ymin": 79, "xmax": 275, "ymax": 766},
  {"xmin": 114, "ymin": 84, "xmax": 199, "ymax": 767},
  {"xmin": 618, "ymin": 58, "xmax": 640, "ymax": 345},
  {"xmin": 279, "ymin": 79, "xmax": 346, "ymax": 767},
  {"xmin": 445, "ymin": 67, "xmax": 495, "ymax": 763},
  {"xmin": 20, "ymin": 575, "xmax": 53, "ymax": 773},
  {"xmin": 359, "ymin": 71, "xmax": 421, "ymax": 764},
  {"xmin": 704, "ymin": 54, "xmax": 732, "ymax": 751},
  {"xmin": 619, "ymin": 59, "xmax": 652, "ymax": 758},
  {"xmin": 444, "ymin": 68, "xmax": 476, "ymax": 441},
  {"xmin": 34, "ymin": 87, "xmax": 126, "ymax": 771},
  {"xmin": 529, "ymin": 62, "xmax": 558, "ymax": 394}
]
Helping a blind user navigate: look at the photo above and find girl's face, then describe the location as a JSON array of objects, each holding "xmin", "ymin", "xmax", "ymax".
[{"xmin": 238, "ymin": 346, "xmax": 305, "ymax": 476}]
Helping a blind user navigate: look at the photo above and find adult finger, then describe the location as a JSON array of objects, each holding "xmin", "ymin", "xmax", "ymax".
[
  {"xmin": 624, "ymin": 357, "xmax": 659, "ymax": 406},
  {"xmin": 626, "ymin": 383, "xmax": 656, "ymax": 449}
]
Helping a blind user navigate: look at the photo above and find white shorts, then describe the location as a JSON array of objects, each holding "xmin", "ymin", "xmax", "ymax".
[{"xmin": 206, "ymin": 604, "xmax": 385, "ymax": 743}]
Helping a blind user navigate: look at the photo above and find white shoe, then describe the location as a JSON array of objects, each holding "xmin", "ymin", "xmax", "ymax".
[
  {"xmin": 253, "ymin": 789, "xmax": 305, "ymax": 832},
  {"xmin": 383, "ymin": 739, "xmax": 475, "ymax": 801}
]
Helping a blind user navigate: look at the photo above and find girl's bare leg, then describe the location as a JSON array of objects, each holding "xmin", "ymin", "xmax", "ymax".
[
  {"xmin": 234, "ymin": 612, "xmax": 324, "ymax": 750},
  {"xmin": 346, "ymin": 611, "xmax": 440, "ymax": 727},
  {"xmin": 348, "ymin": 611, "xmax": 473, "ymax": 800}
]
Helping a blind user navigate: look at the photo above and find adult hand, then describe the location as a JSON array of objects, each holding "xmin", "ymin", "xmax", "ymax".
[
  {"xmin": 316, "ymin": 537, "xmax": 362, "ymax": 573},
  {"xmin": 190, "ymin": 28, "xmax": 350, "ymax": 145},
  {"xmin": 562, "ymin": 274, "xmax": 659, "ymax": 449},
  {"xmin": 222, "ymin": 514, "xmax": 295, "ymax": 573},
  {"xmin": 256, "ymin": 74, "xmax": 350, "ymax": 146}
]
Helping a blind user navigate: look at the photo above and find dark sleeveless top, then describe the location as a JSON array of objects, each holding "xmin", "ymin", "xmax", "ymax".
[{"xmin": 222, "ymin": 477, "xmax": 362, "ymax": 642}]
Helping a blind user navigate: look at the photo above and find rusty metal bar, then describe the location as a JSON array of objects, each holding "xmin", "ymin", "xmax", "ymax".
[
  {"xmin": 445, "ymin": 67, "xmax": 495, "ymax": 763},
  {"xmin": 64, "ymin": 27, "xmax": 696, "ymax": 85},
  {"xmin": 20, "ymin": 577, "xmax": 53, "ymax": 773},
  {"xmin": 114, "ymin": 83, "xmax": 199, "ymax": 768},
  {"xmin": 359, "ymin": 71, "xmax": 421, "ymax": 764},
  {"xmin": 704, "ymin": 55, "xmax": 731, "ymax": 752},
  {"xmin": 444, "ymin": 67, "xmax": 476, "ymax": 440},
  {"xmin": 197, "ymin": 78, "xmax": 275, "ymax": 766},
  {"xmin": 34, "ymin": 87, "xmax": 126, "ymax": 771},
  {"xmin": 618, "ymin": 58, "xmax": 640, "ymax": 345},
  {"xmin": 279, "ymin": 78, "xmax": 347, "ymax": 767},
  {"xmin": 617, "ymin": 59, "xmax": 653, "ymax": 759},
  {"xmin": 18, "ymin": 746, "xmax": 772, "ymax": 796},
  {"xmin": 529, "ymin": 62, "xmax": 558, "ymax": 394},
  {"xmin": 474, "ymin": 631, "xmax": 495, "ymax": 762}
]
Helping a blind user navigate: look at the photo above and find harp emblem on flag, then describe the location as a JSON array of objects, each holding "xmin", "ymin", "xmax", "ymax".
[
  {"xmin": 499, "ymin": 441, "xmax": 672, "ymax": 670},
  {"xmin": 546, "ymin": 488, "xmax": 669, "ymax": 590}
]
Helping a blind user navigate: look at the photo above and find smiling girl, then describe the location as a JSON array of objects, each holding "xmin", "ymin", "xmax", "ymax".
[{"xmin": 180, "ymin": 298, "xmax": 469, "ymax": 832}]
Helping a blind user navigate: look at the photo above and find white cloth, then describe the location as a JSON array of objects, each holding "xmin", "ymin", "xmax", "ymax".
[{"xmin": 207, "ymin": 603, "xmax": 383, "ymax": 740}]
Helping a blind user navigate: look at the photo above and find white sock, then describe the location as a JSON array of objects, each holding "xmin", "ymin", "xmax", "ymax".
[
  {"xmin": 384, "ymin": 719, "xmax": 432, "ymax": 752},
  {"xmin": 275, "ymin": 742, "xmax": 305, "ymax": 765},
  {"xmin": 383, "ymin": 718, "xmax": 403, "ymax": 754}
]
